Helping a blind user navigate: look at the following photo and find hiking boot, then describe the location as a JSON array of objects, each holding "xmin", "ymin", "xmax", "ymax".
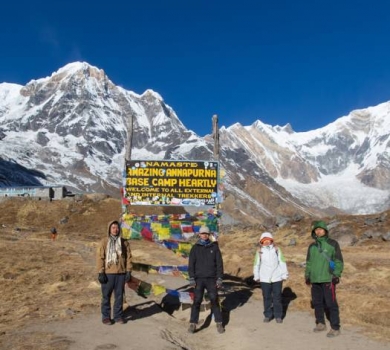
[
  {"xmin": 275, "ymin": 318, "xmax": 283, "ymax": 324},
  {"xmin": 313, "ymin": 323, "xmax": 326, "ymax": 332},
  {"xmin": 114, "ymin": 318, "xmax": 127, "ymax": 324},
  {"xmin": 188, "ymin": 323, "xmax": 196, "ymax": 334},
  {"xmin": 102, "ymin": 318, "xmax": 112, "ymax": 325},
  {"xmin": 263, "ymin": 317, "xmax": 271, "ymax": 323},
  {"xmin": 216, "ymin": 322, "xmax": 225, "ymax": 334},
  {"xmin": 327, "ymin": 329, "xmax": 340, "ymax": 338}
]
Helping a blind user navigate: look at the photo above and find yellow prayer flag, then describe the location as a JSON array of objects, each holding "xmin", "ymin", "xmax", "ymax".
[
  {"xmin": 152, "ymin": 283, "xmax": 166, "ymax": 296},
  {"xmin": 121, "ymin": 227, "xmax": 131, "ymax": 240}
]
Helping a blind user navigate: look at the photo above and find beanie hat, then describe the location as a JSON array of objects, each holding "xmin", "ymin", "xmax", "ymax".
[
  {"xmin": 259, "ymin": 232, "xmax": 274, "ymax": 244},
  {"xmin": 199, "ymin": 226, "xmax": 210, "ymax": 234},
  {"xmin": 311, "ymin": 220, "xmax": 328, "ymax": 237}
]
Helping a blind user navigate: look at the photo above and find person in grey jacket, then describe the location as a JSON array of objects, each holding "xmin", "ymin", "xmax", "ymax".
[
  {"xmin": 187, "ymin": 226, "xmax": 224, "ymax": 334},
  {"xmin": 253, "ymin": 232, "xmax": 288, "ymax": 323},
  {"xmin": 96, "ymin": 220, "xmax": 132, "ymax": 325}
]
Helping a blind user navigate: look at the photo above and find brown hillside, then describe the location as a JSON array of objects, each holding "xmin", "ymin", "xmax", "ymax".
[{"xmin": 0, "ymin": 195, "xmax": 389, "ymax": 349}]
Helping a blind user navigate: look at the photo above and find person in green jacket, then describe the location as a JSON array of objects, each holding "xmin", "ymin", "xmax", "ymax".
[{"xmin": 305, "ymin": 220, "xmax": 343, "ymax": 338}]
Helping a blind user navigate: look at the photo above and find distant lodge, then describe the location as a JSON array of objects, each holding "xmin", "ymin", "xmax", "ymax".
[{"xmin": 0, "ymin": 186, "xmax": 73, "ymax": 200}]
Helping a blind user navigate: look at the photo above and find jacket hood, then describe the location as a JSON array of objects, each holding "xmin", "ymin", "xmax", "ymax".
[
  {"xmin": 311, "ymin": 220, "xmax": 328, "ymax": 239},
  {"xmin": 107, "ymin": 220, "xmax": 121, "ymax": 237},
  {"xmin": 259, "ymin": 232, "xmax": 274, "ymax": 242}
]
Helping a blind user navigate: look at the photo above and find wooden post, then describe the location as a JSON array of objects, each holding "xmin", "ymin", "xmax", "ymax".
[
  {"xmin": 122, "ymin": 114, "xmax": 134, "ymax": 215},
  {"xmin": 212, "ymin": 115, "xmax": 222, "ymax": 234},
  {"xmin": 125, "ymin": 114, "xmax": 134, "ymax": 162},
  {"xmin": 212, "ymin": 114, "xmax": 219, "ymax": 161}
]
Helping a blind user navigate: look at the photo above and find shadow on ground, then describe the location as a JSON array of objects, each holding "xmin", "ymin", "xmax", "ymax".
[{"xmin": 123, "ymin": 300, "xmax": 164, "ymax": 321}]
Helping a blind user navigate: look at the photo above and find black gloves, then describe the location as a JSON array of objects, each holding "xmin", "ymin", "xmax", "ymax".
[
  {"xmin": 189, "ymin": 278, "xmax": 196, "ymax": 287},
  {"xmin": 125, "ymin": 271, "xmax": 132, "ymax": 283},
  {"xmin": 305, "ymin": 278, "xmax": 311, "ymax": 286},
  {"xmin": 332, "ymin": 277, "xmax": 340, "ymax": 285},
  {"xmin": 98, "ymin": 272, "xmax": 132, "ymax": 284},
  {"xmin": 98, "ymin": 272, "xmax": 108, "ymax": 284},
  {"xmin": 216, "ymin": 278, "xmax": 223, "ymax": 289}
]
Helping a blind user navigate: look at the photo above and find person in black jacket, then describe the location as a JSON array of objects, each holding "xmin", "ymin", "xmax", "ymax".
[{"xmin": 188, "ymin": 226, "xmax": 224, "ymax": 334}]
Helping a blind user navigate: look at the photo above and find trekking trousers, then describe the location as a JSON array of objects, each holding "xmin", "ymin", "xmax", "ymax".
[
  {"xmin": 311, "ymin": 282, "xmax": 340, "ymax": 330},
  {"xmin": 101, "ymin": 273, "xmax": 126, "ymax": 321},
  {"xmin": 260, "ymin": 281, "xmax": 283, "ymax": 319},
  {"xmin": 190, "ymin": 277, "xmax": 222, "ymax": 323}
]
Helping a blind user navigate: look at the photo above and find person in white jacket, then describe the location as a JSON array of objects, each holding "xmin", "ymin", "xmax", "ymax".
[{"xmin": 253, "ymin": 232, "xmax": 289, "ymax": 323}]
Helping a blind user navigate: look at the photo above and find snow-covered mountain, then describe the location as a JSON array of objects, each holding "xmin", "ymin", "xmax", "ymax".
[{"xmin": 1, "ymin": 62, "xmax": 389, "ymax": 222}]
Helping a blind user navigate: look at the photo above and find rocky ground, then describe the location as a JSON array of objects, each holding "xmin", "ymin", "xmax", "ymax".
[{"xmin": 0, "ymin": 195, "xmax": 389, "ymax": 349}]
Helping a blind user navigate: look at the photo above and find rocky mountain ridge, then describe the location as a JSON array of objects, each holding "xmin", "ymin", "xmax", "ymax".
[{"xmin": 0, "ymin": 62, "xmax": 389, "ymax": 223}]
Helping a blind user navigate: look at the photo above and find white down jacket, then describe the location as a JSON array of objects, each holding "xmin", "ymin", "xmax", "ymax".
[{"xmin": 253, "ymin": 233, "xmax": 288, "ymax": 283}]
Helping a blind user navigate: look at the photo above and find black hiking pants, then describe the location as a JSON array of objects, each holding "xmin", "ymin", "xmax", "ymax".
[
  {"xmin": 190, "ymin": 277, "xmax": 222, "ymax": 323},
  {"xmin": 311, "ymin": 282, "xmax": 340, "ymax": 330}
]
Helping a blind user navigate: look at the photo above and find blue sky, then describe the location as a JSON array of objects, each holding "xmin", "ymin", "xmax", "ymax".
[{"xmin": 1, "ymin": 1, "xmax": 390, "ymax": 136}]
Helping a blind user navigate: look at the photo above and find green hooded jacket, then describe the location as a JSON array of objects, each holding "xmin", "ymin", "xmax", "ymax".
[{"xmin": 305, "ymin": 221, "xmax": 344, "ymax": 283}]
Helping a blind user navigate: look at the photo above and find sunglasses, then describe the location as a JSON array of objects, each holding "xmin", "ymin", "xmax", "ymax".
[{"xmin": 260, "ymin": 239, "xmax": 273, "ymax": 244}]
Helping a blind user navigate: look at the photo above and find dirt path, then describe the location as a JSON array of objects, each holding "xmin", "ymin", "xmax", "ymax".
[
  {"xmin": 2, "ymin": 198, "xmax": 390, "ymax": 350},
  {"xmin": 22, "ymin": 283, "xmax": 389, "ymax": 350}
]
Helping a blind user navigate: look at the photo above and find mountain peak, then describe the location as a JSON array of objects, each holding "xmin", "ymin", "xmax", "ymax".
[
  {"xmin": 1, "ymin": 62, "xmax": 390, "ymax": 219},
  {"xmin": 55, "ymin": 61, "xmax": 100, "ymax": 76},
  {"xmin": 275, "ymin": 123, "xmax": 294, "ymax": 134},
  {"xmin": 23, "ymin": 62, "xmax": 110, "ymax": 87},
  {"xmin": 141, "ymin": 89, "xmax": 163, "ymax": 101}
]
